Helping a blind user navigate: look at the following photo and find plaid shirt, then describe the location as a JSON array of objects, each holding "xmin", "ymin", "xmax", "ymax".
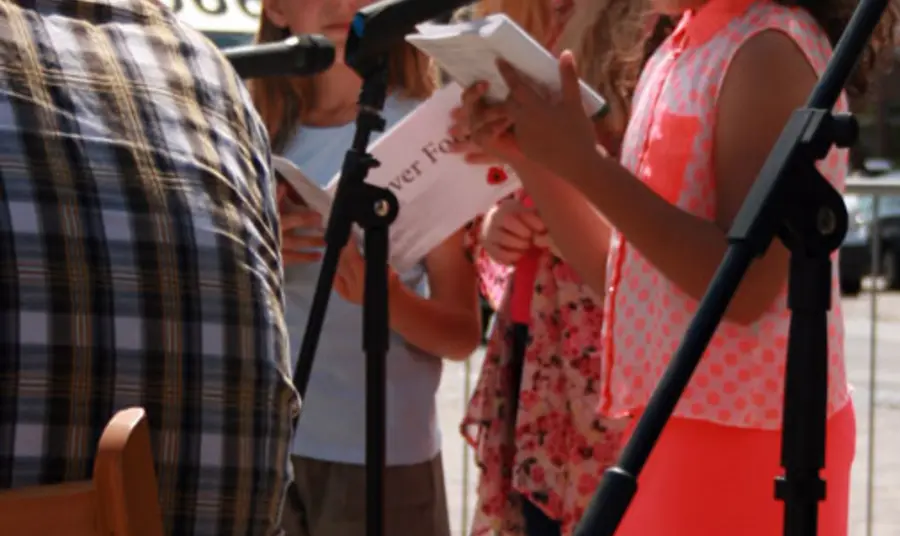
[{"xmin": 0, "ymin": 0, "xmax": 298, "ymax": 534}]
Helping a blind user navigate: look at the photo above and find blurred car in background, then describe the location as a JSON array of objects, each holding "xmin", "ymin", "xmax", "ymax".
[
  {"xmin": 206, "ymin": 31, "xmax": 254, "ymax": 49},
  {"xmin": 840, "ymin": 191, "xmax": 900, "ymax": 294},
  {"xmin": 840, "ymin": 162, "xmax": 900, "ymax": 295}
]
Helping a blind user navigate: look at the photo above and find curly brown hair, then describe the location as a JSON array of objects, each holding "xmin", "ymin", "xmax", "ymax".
[{"xmin": 775, "ymin": 0, "xmax": 898, "ymax": 99}]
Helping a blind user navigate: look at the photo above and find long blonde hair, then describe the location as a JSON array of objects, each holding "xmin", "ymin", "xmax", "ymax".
[
  {"xmin": 248, "ymin": 12, "xmax": 436, "ymax": 152},
  {"xmin": 471, "ymin": 0, "xmax": 556, "ymax": 45},
  {"xmin": 554, "ymin": 1, "xmax": 661, "ymax": 141}
]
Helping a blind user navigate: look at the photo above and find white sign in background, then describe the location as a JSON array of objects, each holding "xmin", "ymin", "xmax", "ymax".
[{"xmin": 161, "ymin": 0, "xmax": 261, "ymax": 34}]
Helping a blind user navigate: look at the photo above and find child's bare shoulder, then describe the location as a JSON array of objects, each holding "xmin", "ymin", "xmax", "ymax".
[
  {"xmin": 729, "ymin": 29, "xmax": 818, "ymax": 88},
  {"xmin": 719, "ymin": 29, "xmax": 818, "ymax": 118}
]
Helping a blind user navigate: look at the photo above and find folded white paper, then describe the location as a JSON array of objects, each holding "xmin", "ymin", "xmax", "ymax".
[{"xmin": 406, "ymin": 13, "xmax": 607, "ymax": 117}]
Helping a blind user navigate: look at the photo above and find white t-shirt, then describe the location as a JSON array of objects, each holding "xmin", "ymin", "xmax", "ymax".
[{"xmin": 281, "ymin": 94, "xmax": 442, "ymax": 466}]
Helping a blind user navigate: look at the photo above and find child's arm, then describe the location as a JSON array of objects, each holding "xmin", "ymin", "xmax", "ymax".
[
  {"xmin": 511, "ymin": 160, "xmax": 610, "ymax": 293},
  {"xmin": 388, "ymin": 228, "xmax": 482, "ymax": 360},
  {"xmin": 516, "ymin": 32, "xmax": 817, "ymax": 325}
]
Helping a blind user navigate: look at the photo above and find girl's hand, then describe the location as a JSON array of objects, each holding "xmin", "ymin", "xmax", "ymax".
[
  {"xmin": 447, "ymin": 105, "xmax": 504, "ymax": 166},
  {"xmin": 497, "ymin": 51, "xmax": 600, "ymax": 181},
  {"xmin": 334, "ymin": 240, "xmax": 398, "ymax": 305},
  {"xmin": 532, "ymin": 232, "xmax": 564, "ymax": 259},
  {"xmin": 278, "ymin": 182, "xmax": 325, "ymax": 264},
  {"xmin": 482, "ymin": 199, "xmax": 546, "ymax": 266},
  {"xmin": 450, "ymin": 83, "xmax": 526, "ymax": 166},
  {"xmin": 334, "ymin": 242, "xmax": 365, "ymax": 304}
]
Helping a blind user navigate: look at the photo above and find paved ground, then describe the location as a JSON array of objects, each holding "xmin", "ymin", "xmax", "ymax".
[{"xmin": 436, "ymin": 289, "xmax": 900, "ymax": 536}]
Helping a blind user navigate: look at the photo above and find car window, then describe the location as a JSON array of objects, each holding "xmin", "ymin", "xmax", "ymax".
[
  {"xmin": 205, "ymin": 32, "xmax": 254, "ymax": 49},
  {"xmin": 880, "ymin": 196, "xmax": 900, "ymax": 213},
  {"xmin": 851, "ymin": 195, "xmax": 900, "ymax": 217}
]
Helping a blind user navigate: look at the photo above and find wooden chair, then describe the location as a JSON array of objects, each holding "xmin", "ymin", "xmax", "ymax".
[{"xmin": 0, "ymin": 407, "xmax": 165, "ymax": 536}]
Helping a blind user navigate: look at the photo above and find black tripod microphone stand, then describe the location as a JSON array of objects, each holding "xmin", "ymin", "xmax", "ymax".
[
  {"xmin": 291, "ymin": 54, "xmax": 396, "ymax": 536},
  {"xmin": 575, "ymin": 1, "xmax": 888, "ymax": 535},
  {"xmin": 288, "ymin": 1, "xmax": 479, "ymax": 535}
]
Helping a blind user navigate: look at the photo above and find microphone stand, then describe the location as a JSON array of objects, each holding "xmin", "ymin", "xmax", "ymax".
[
  {"xmin": 292, "ymin": 54, "xmax": 395, "ymax": 536},
  {"xmin": 575, "ymin": 1, "xmax": 887, "ymax": 535}
]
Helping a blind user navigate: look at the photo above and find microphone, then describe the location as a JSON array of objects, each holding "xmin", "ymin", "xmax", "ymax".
[
  {"xmin": 223, "ymin": 35, "xmax": 336, "ymax": 79},
  {"xmin": 345, "ymin": 0, "xmax": 476, "ymax": 72}
]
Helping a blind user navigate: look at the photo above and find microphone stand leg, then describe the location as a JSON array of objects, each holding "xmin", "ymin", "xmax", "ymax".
[
  {"xmin": 358, "ymin": 185, "xmax": 398, "ymax": 536},
  {"xmin": 288, "ymin": 57, "xmax": 393, "ymax": 536},
  {"xmin": 775, "ymin": 165, "xmax": 847, "ymax": 536},
  {"xmin": 776, "ymin": 252, "xmax": 830, "ymax": 536}
]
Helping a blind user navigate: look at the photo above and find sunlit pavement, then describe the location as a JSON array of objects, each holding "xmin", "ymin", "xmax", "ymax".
[{"xmin": 438, "ymin": 291, "xmax": 900, "ymax": 535}]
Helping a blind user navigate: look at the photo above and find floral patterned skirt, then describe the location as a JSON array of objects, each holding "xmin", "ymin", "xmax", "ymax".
[{"xmin": 461, "ymin": 313, "xmax": 628, "ymax": 536}]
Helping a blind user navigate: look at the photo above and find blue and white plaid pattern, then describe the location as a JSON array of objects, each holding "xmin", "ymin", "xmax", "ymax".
[{"xmin": 0, "ymin": 0, "xmax": 298, "ymax": 534}]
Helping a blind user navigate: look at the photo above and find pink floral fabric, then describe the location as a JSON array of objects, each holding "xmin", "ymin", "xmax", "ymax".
[
  {"xmin": 457, "ymin": 4, "xmax": 626, "ymax": 532},
  {"xmin": 464, "ymin": 213, "xmax": 513, "ymax": 311},
  {"xmin": 461, "ymin": 191, "xmax": 626, "ymax": 536}
]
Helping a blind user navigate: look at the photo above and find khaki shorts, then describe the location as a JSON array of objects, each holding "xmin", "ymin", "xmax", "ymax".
[{"xmin": 282, "ymin": 453, "xmax": 451, "ymax": 536}]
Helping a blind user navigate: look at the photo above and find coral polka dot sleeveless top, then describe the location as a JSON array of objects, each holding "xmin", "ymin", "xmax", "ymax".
[{"xmin": 601, "ymin": 0, "xmax": 851, "ymax": 430}]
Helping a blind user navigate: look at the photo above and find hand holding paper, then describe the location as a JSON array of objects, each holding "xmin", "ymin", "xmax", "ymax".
[
  {"xmin": 277, "ymin": 182, "xmax": 325, "ymax": 265},
  {"xmin": 273, "ymin": 83, "xmax": 522, "ymax": 273},
  {"xmin": 481, "ymin": 198, "xmax": 546, "ymax": 266},
  {"xmin": 334, "ymin": 241, "xmax": 365, "ymax": 304},
  {"xmin": 406, "ymin": 13, "xmax": 606, "ymax": 116},
  {"xmin": 334, "ymin": 239, "xmax": 399, "ymax": 305},
  {"xmin": 532, "ymin": 231, "xmax": 564, "ymax": 259},
  {"xmin": 492, "ymin": 52, "xmax": 602, "ymax": 182},
  {"xmin": 446, "ymin": 107, "xmax": 499, "ymax": 166},
  {"xmin": 452, "ymin": 81, "xmax": 524, "ymax": 166},
  {"xmin": 275, "ymin": 167, "xmax": 333, "ymax": 219}
]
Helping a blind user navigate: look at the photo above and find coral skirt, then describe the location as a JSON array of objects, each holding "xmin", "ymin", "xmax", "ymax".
[{"xmin": 616, "ymin": 402, "xmax": 856, "ymax": 536}]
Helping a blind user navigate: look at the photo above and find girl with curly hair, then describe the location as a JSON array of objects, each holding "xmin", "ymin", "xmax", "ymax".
[
  {"xmin": 455, "ymin": 2, "xmax": 670, "ymax": 534},
  {"xmin": 456, "ymin": 0, "xmax": 898, "ymax": 534}
]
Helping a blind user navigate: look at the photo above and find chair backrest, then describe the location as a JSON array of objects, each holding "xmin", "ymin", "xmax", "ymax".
[{"xmin": 0, "ymin": 407, "xmax": 165, "ymax": 536}]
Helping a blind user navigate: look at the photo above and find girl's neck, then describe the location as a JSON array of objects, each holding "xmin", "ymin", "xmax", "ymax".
[{"xmin": 305, "ymin": 64, "xmax": 363, "ymax": 127}]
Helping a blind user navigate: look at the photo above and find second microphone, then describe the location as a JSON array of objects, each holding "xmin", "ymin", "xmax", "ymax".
[{"xmin": 223, "ymin": 34, "xmax": 336, "ymax": 79}]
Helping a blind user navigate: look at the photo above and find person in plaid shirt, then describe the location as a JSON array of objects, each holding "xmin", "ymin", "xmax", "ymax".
[{"xmin": 0, "ymin": 0, "xmax": 298, "ymax": 534}]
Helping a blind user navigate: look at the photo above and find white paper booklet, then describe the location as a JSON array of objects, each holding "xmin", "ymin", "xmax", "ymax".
[
  {"xmin": 273, "ymin": 83, "xmax": 521, "ymax": 274},
  {"xmin": 406, "ymin": 13, "xmax": 607, "ymax": 117}
]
